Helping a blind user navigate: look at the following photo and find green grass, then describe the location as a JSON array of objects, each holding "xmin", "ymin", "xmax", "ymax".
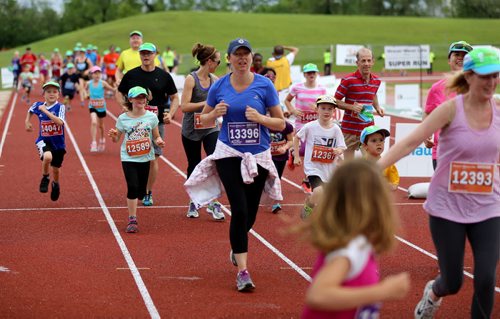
[{"xmin": 1, "ymin": 11, "xmax": 499, "ymax": 75}]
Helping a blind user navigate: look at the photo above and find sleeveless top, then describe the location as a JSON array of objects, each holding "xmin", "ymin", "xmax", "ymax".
[
  {"xmin": 88, "ymin": 80, "xmax": 106, "ymax": 111},
  {"xmin": 181, "ymin": 71, "xmax": 219, "ymax": 141},
  {"xmin": 423, "ymin": 95, "xmax": 500, "ymax": 223},
  {"xmin": 302, "ymin": 236, "xmax": 381, "ymax": 319}
]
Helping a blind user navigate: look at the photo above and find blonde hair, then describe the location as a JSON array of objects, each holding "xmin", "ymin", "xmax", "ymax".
[
  {"xmin": 446, "ymin": 70, "xmax": 472, "ymax": 94},
  {"xmin": 192, "ymin": 43, "xmax": 217, "ymax": 65},
  {"xmin": 309, "ymin": 159, "xmax": 397, "ymax": 254}
]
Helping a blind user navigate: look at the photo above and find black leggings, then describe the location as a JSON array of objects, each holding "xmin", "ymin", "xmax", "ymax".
[
  {"xmin": 182, "ymin": 132, "xmax": 219, "ymax": 178},
  {"xmin": 215, "ymin": 157, "xmax": 269, "ymax": 254},
  {"xmin": 273, "ymin": 159, "xmax": 286, "ymax": 179},
  {"xmin": 429, "ymin": 216, "xmax": 499, "ymax": 319},
  {"xmin": 122, "ymin": 161, "xmax": 150, "ymax": 200}
]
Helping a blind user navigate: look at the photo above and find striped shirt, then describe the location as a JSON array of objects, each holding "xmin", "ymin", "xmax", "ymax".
[
  {"xmin": 335, "ymin": 70, "xmax": 380, "ymax": 136},
  {"xmin": 289, "ymin": 83, "xmax": 326, "ymax": 129}
]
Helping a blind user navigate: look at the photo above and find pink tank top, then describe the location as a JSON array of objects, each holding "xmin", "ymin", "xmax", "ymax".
[
  {"xmin": 423, "ymin": 95, "xmax": 500, "ymax": 223},
  {"xmin": 302, "ymin": 237, "xmax": 380, "ymax": 319}
]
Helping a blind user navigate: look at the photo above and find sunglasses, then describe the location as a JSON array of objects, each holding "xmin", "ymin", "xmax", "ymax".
[
  {"xmin": 450, "ymin": 42, "xmax": 473, "ymax": 53},
  {"xmin": 211, "ymin": 59, "xmax": 221, "ymax": 66}
]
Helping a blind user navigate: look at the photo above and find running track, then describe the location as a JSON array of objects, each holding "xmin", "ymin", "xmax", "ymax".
[{"xmin": 0, "ymin": 87, "xmax": 498, "ymax": 318}]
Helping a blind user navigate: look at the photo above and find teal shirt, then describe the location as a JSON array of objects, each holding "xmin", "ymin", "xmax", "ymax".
[{"xmin": 116, "ymin": 111, "xmax": 159, "ymax": 162}]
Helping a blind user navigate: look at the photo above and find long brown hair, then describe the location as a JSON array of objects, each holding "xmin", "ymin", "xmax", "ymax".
[
  {"xmin": 446, "ymin": 70, "xmax": 472, "ymax": 94},
  {"xmin": 309, "ymin": 159, "xmax": 398, "ymax": 254}
]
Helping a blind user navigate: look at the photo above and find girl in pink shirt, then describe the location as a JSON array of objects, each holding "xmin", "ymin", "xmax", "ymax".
[{"xmin": 300, "ymin": 159, "xmax": 410, "ymax": 318}]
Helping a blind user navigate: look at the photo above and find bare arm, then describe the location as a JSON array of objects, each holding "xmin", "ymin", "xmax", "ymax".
[
  {"xmin": 306, "ymin": 256, "xmax": 410, "ymax": 311},
  {"xmin": 108, "ymin": 127, "xmax": 123, "ymax": 143},
  {"xmin": 168, "ymin": 93, "xmax": 180, "ymax": 120},
  {"xmin": 284, "ymin": 93, "xmax": 300, "ymax": 116},
  {"xmin": 335, "ymin": 99, "xmax": 363, "ymax": 113},
  {"xmin": 25, "ymin": 111, "xmax": 34, "ymax": 131},
  {"xmin": 39, "ymin": 104, "xmax": 64, "ymax": 126},
  {"xmin": 180, "ymin": 75, "xmax": 205, "ymax": 113},
  {"xmin": 284, "ymin": 46, "xmax": 299, "ymax": 55},
  {"xmin": 245, "ymin": 104, "xmax": 285, "ymax": 131},
  {"xmin": 379, "ymin": 100, "xmax": 455, "ymax": 169},
  {"xmin": 373, "ymin": 95, "xmax": 384, "ymax": 117}
]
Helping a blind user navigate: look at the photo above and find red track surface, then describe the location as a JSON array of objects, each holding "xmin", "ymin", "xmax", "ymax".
[{"xmin": 0, "ymin": 87, "xmax": 498, "ymax": 318}]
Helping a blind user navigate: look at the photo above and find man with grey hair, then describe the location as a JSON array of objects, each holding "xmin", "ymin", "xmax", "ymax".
[{"xmin": 334, "ymin": 47, "xmax": 384, "ymax": 159}]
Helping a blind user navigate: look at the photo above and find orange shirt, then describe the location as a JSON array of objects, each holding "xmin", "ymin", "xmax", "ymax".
[{"xmin": 103, "ymin": 52, "xmax": 120, "ymax": 76}]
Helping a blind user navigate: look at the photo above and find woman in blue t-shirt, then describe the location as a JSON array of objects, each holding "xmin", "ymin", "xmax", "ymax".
[{"xmin": 199, "ymin": 38, "xmax": 285, "ymax": 292}]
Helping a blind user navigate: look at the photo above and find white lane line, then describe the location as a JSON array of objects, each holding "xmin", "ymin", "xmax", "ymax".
[
  {"xmin": 0, "ymin": 202, "xmax": 421, "ymax": 213},
  {"xmin": 65, "ymin": 124, "xmax": 160, "ymax": 318},
  {"xmin": 0, "ymin": 92, "xmax": 18, "ymax": 159},
  {"xmin": 110, "ymin": 116, "xmax": 312, "ymax": 282},
  {"xmin": 128, "ymin": 118, "xmax": 500, "ymax": 292},
  {"xmin": 0, "ymin": 205, "xmax": 190, "ymax": 212}
]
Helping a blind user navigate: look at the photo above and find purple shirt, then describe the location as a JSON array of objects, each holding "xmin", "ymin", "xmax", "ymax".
[{"xmin": 423, "ymin": 95, "xmax": 500, "ymax": 223}]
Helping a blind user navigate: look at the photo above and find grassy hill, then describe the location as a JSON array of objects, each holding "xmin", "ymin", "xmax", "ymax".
[{"xmin": 1, "ymin": 11, "xmax": 499, "ymax": 74}]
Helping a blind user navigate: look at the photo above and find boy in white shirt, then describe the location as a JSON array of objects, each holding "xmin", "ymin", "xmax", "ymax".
[{"xmin": 293, "ymin": 95, "xmax": 346, "ymax": 218}]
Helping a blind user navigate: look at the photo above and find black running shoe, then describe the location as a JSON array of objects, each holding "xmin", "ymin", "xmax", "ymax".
[
  {"xmin": 39, "ymin": 175, "xmax": 50, "ymax": 193},
  {"xmin": 50, "ymin": 182, "xmax": 60, "ymax": 201}
]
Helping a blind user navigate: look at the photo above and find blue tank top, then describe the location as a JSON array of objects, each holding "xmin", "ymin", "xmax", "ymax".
[{"xmin": 88, "ymin": 80, "xmax": 106, "ymax": 111}]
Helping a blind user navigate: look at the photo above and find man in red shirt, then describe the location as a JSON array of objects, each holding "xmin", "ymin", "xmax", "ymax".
[
  {"xmin": 20, "ymin": 47, "xmax": 37, "ymax": 73},
  {"xmin": 334, "ymin": 47, "xmax": 384, "ymax": 159}
]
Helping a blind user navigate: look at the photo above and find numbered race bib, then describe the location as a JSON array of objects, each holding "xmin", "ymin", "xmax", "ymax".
[
  {"xmin": 355, "ymin": 303, "xmax": 380, "ymax": 319},
  {"xmin": 194, "ymin": 113, "xmax": 216, "ymax": 130},
  {"xmin": 228, "ymin": 122, "xmax": 260, "ymax": 146},
  {"xmin": 90, "ymin": 98, "xmax": 105, "ymax": 110},
  {"xmin": 41, "ymin": 120, "xmax": 63, "ymax": 137},
  {"xmin": 271, "ymin": 140, "xmax": 286, "ymax": 156},
  {"xmin": 126, "ymin": 138, "xmax": 151, "ymax": 157},
  {"xmin": 64, "ymin": 81, "xmax": 75, "ymax": 90},
  {"xmin": 145, "ymin": 105, "xmax": 158, "ymax": 115},
  {"xmin": 108, "ymin": 63, "xmax": 116, "ymax": 70},
  {"xmin": 311, "ymin": 145, "xmax": 335, "ymax": 163},
  {"xmin": 297, "ymin": 110, "xmax": 318, "ymax": 124},
  {"xmin": 448, "ymin": 161, "xmax": 494, "ymax": 194}
]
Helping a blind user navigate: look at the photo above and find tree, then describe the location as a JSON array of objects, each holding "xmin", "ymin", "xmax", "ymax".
[{"xmin": 451, "ymin": 0, "xmax": 500, "ymax": 18}]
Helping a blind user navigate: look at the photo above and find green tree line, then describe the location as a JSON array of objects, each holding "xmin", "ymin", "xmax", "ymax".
[{"xmin": 1, "ymin": 0, "xmax": 498, "ymax": 49}]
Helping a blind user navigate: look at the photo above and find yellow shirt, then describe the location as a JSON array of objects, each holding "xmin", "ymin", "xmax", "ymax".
[
  {"xmin": 384, "ymin": 164, "xmax": 400, "ymax": 188},
  {"xmin": 116, "ymin": 48, "xmax": 161, "ymax": 74},
  {"xmin": 266, "ymin": 56, "xmax": 291, "ymax": 92}
]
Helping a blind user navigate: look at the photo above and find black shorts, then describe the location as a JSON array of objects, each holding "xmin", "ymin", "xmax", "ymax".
[
  {"xmin": 89, "ymin": 108, "xmax": 107, "ymax": 118},
  {"xmin": 37, "ymin": 142, "xmax": 66, "ymax": 168},
  {"xmin": 62, "ymin": 89, "xmax": 75, "ymax": 99}
]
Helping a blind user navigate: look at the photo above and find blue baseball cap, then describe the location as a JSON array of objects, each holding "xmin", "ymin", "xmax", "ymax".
[
  {"xmin": 128, "ymin": 86, "xmax": 148, "ymax": 98},
  {"xmin": 227, "ymin": 38, "xmax": 252, "ymax": 55},
  {"xmin": 463, "ymin": 47, "xmax": 500, "ymax": 75},
  {"xmin": 360, "ymin": 125, "xmax": 390, "ymax": 144}
]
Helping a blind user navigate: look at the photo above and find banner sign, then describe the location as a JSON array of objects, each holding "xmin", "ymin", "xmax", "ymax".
[
  {"xmin": 384, "ymin": 45, "xmax": 430, "ymax": 70},
  {"xmin": 336, "ymin": 44, "xmax": 364, "ymax": 66}
]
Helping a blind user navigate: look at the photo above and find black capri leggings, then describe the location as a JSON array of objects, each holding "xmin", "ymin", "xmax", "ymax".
[
  {"xmin": 122, "ymin": 161, "xmax": 150, "ymax": 200},
  {"xmin": 215, "ymin": 157, "xmax": 269, "ymax": 254},
  {"xmin": 429, "ymin": 216, "xmax": 499, "ymax": 319},
  {"xmin": 272, "ymin": 159, "xmax": 286, "ymax": 179},
  {"xmin": 182, "ymin": 131, "xmax": 219, "ymax": 178}
]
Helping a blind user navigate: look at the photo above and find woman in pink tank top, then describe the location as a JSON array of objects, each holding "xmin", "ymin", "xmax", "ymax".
[
  {"xmin": 379, "ymin": 47, "xmax": 500, "ymax": 319},
  {"xmin": 299, "ymin": 159, "xmax": 410, "ymax": 318}
]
